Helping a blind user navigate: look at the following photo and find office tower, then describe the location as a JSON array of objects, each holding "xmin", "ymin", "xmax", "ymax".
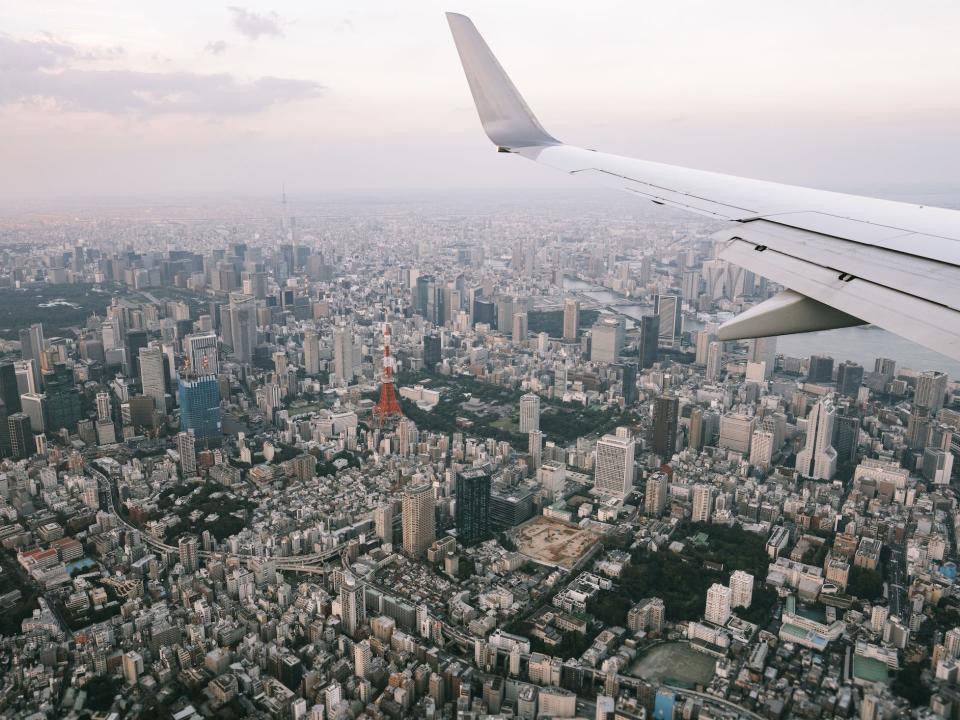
[
  {"xmin": 729, "ymin": 570, "xmax": 754, "ymax": 609},
  {"xmin": 0, "ymin": 400, "xmax": 7, "ymax": 458},
  {"xmin": 339, "ymin": 573, "xmax": 366, "ymax": 638},
  {"xmin": 333, "ymin": 326, "xmax": 355, "ymax": 381},
  {"xmin": 747, "ymin": 337, "xmax": 777, "ymax": 379},
  {"xmin": 455, "ymin": 467, "xmax": 491, "ymax": 546},
  {"xmin": 178, "ymin": 535, "xmax": 199, "ymax": 574},
  {"xmin": 705, "ymin": 583, "xmax": 732, "ymax": 625},
  {"xmin": 122, "ymin": 650, "xmax": 144, "ymax": 685},
  {"xmin": 681, "ymin": 268, "xmax": 701, "ymax": 301},
  {"xmin": 303, "ymin": 330, "xmax": 321, "ymax": 375},
  {"xmin": 620, "ymin": 362, "xmax": 638, "ymax": 405},
  {"xmin": 126, "ymin": 329, "xmax": 148, "ymax": 377},
  {"xmin": 0, "ymin": 361, "xmax": 20, "ymax": 414},
  {"xmin": 178, "ymin": 375, "xmax": 221, "ymax": 441},
  {"xmin": 472, "ymin": 297, "xmax": 495, "ymax": 326},
  {"xmin": 906, "ymin": 407, "xmax": 932, "ymax": 450},
  {"xmin": 644, "ymin": 472, "xmax": 669, "ymax": 516},
  {"xmin": 653, "ymin": 295, "xmax": 681, "ymax": 347},
  {"xmin": 807, "ymin": 355, "xmax": 834, "ymax": 383},
  {"xmin": 402, "ymin": 483, "xmax": 436, "ymax": 559},
  {"xmin": 922, "ymin": 448, "xmax": 954, "ymax": 485},
  {"xmin": 562, "ymin": 298, "xmax": 579, "ymax": 341},
  {"xmin": 43, "ymin": 363, "xmax": 81, "ymax": 432},
  {"xmin": 24, "ymin": 324, "xmax": 44, "ymax": 365},
  {"xmin": 591, "ymin": 315, "xmax": 624, "ymax": 363},
  {"xmin": 595, "ymin": 428, "xmax": 635, "ymax": 498},
  {"xmin": 139, "ymin": 346, "xmax": 166, "ymax": 413},
  {"xmin": 836, "ymin": 361, "xmax": 864, "ymax": 397},
  {"xmin": 691, "ymin": 484, "xmax": 714, "ymax": 523},
  {"xmin": 688, "ymin": 406, "xmax": 704, "ymax": 451},
  {"xmin": 96, "ymin": 391, "xmax": 111, "ymax": 422},
  {"xmin": 374, "ymin": 503, "xmax": 394, "ymax": 545},
  {"xmin": 528, "ymin": 429, "xmax": 543, "ymax": 469},
  {"xmin": 512, "ymin": 312, "xmax": 528, "ymax": 344},
  {"xmin": 14, "ymin": 361, "xmax": 36, "ymax": 396},
  {"xmin": 749, "ymin": 429, "xmax": 775, "ymax": 469},
  {"xmin": 915, "ymin": 370, "xmax": 948, "ymax": 414},
  {"xmin": 423, "ymin": 333, "xmax": 441, "ymax": 369},
  {"xmin": 796, "ymin": 396, "xmax": 838, "ymax": 480},
  {"xmin": 397, "ymin": 417, "xmax": 417, "ymax": 456},
  {"xmin": 719, "ymin": 412, "xmax": 756, "ymax": 455},
  {"xmin": 705, "ymin": 341, "xmax": 723, "ymax": 380},
  {"xmin": 494, "ymin": 295, "xmax": 514, "ymax": 332},
  {"xmin": 416, "ymin": 275, "xmax": 438, "ymax": 323},
  {"xmin": 20, "ymin": 393, "xmax": 46, "ymax": 434},
  {"xmin": 224, "ymin": 294, "xmax": 257, "ymax": 364},
  {"xmin": 639, "ymin": 315, "xmax": 659, "ymax": 369},
  {"xmin": 177, "ymin": 431, "xmax": 197, "ymax": 477},
  {"xmin": 553, "ymin": 361, "xmax": 568, "ymax": 398},
  {"xmin": 538, "ymin": 461, "xmax": 566, "ymax": 502},
  {"xmin": 519, "ymin": 393, "xmax": 540, "ymax": 433},
  {"xmin": 652, "ymin": 395, "xmax": 679, "ymax": 459},
  {"xmin": 185, "ymin": 332, "xmax": 219, "ymax": 375},
  {"xmin": 833, "ymin": 414, "xmax": 859, "ymax": 465},
  {"xmin": 874, "ymin": 357, "xmax": 896, "ymax": 379},
  {"xmin": 694, "ymin": 330, "xmax": 714, "ymax": 366}
]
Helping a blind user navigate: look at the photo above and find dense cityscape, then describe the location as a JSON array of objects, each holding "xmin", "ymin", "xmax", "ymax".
[{"xmin": 0, "ymin": 196, "xmax": 956, "ymax": 720}]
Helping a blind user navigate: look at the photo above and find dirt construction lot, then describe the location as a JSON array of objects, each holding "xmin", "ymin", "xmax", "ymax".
[{"xmin": 510, "ymin": 516, "xmax": 599, "ymax": 569}]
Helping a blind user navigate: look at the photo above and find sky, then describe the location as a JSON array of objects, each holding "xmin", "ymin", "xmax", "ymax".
[{"xmin": 1, "ymin": 0, "xmax": 959, "ymax": 203}]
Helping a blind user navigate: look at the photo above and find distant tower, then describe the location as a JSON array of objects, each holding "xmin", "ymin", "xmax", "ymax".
[{"xmin": 372, "ymin": 323, "xmax": 403, "ymax": 427}]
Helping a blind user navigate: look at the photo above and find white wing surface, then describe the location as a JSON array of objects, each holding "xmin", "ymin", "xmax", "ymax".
[{"xmin": 447, "ymin": 12, "xmax": 960, "ymax": 362}]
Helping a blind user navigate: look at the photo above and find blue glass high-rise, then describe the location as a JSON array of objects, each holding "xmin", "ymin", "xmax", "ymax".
[{"xmin": 178, "ymin": 375, "xmax": 221, "ymax": 441}]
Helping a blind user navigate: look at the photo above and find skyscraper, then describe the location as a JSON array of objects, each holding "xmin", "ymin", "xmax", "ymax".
[
  {"xmin": 747, "ymin": 337, "xmax": 777, "ymax": 380},
  {"xmin": 915, "ymin": 370, "xmax": 948, "ymax": 415},
  {"xmin": 0, "ymin": 361, "xmax": 21, "ymax": 414},
  {"xmin": 519, "ymin": 393, "xmax": 540, "ymax": 433},
  {"xmin": 139, "ymin": 345, "xmax": 167, "ymax": 413},
  {"xmin": 333, "ymin": 326, "xmax": 355, "ymax": 382},
  {"xmin": 177, "ymin": 431, "xmax": 197, "ymax": 476},
  {"xmin": 749, "ymin": 429, "xmax": 775, "ymax": 470},
  {"xmin": 719, "ymin": 412, "xmax": 756, "ymax": 455},
  {"xmin": 374, "ymin": 503, "xmax": 394, "ymax": 545},
  {"xmin": 652, "ymin": 395, "xmax": 679, "ymax": 459},
  {"xmin": 688, "ymin": 407, "xmax": 704, "ymax": 451},
  {"xmin": 96, "ymin": 391, "xmax": 111, "ymax": 422},
  {"xmin": 178, "ymin": 375, "xmax": 221, "ymax": 441},
  {"xmin": 512, "ymin": 312, "xmax": 528, "ymax": 344},
  {"xmin": 591, "ymin": 315, "xmax": 624, "ymax": 363},
  {"xmin": 7, "ymin": 412, "xmax": 31, "ymax": 460},
  {"xmin": 705, "ymin": 341, "xmax": 723, "ymax": 381},
  {"xmin": 455, "ymin": 467, "xmax": 491, "ymax": 546},
  {"xmin": 874, "ymin": 357, "xmax": 897, "ymax": 379},
  {"xmin": 833, "ymin": 414, "xmax": 859, "ymax": 465},
  {"xmin": 178, "ymin": 534, "xmax": 199, "ymax": 574},
  {"xmin": 639, "ymin": 315, "xmax": 659, "ymax": 369},
  {"xmin": 729, "ymin": 570, "xmax": 754, "ymax": 609},
  {"xmin": 224, "ymin": 293, "xmax": 258, "ymax": 365},
  {"xmin": 595, "ymin": 428, "xmax": 635, "ymax": 498},
  {"xmin": 653, "ymin": 295, "xmax": 681, "ymax": 347},
  {"xmin": 423, "ymin": 333, "xmax": 442, "ymax": 370},
  {"xmin": 402, "ymin": 483, "xmax": 436, "ymax": 559},
  {"xmin": 619, "ymin": 362, "xmax": 638, "ymax": 405},
  {"xmin": 339, "ymin": 573, "xmax": 366, "ymax": 638},
  {"xmin": 528, "ymin": 429, "xmax": 543, "ymax": 469},
  {"xmin": 185, "ymin": 332, "xmax": 219, "ymax": 375},
  {"xmin": 303, "ymin": 330, "xmax": 321, "ymax": 375},
  {"xmin": 836, "ymin": 361, "xmax": 864, "ymax": 397},
  {"xmin": 796, "ymin": 397, "xmax": 838, "ymax": 480},
  {"xmin": 126, "ymin": 329, "xmax": 148, "ymax": 378},
  {"xmin": 562, "ymin": 298, "xmax": 579, "ymax": 342},
  {"xmin": 807, "ymin": 355, "xmax": 834, "ymax": 383}
]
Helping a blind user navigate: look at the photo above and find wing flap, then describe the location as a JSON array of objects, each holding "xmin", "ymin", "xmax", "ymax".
[{"xmin": 717, "ymin": 234, "xmax": 960, "ymax": 361}]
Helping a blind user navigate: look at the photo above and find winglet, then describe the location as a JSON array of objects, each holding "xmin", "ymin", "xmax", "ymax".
[{"xmin": 446, "ymin": 12, "xmax": 559, "ymax": 150}]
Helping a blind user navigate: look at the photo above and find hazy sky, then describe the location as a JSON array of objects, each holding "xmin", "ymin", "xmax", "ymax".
[{"xmin": 2, "ymin": 1, "xmax": 959, "ymax": 202}]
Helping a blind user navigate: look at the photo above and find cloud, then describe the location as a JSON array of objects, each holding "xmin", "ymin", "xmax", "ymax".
[
  {"xmin": 228, "ymin": 6, "xmax": 283, "ymax": 40},
  {"xmin": 205, "ymin": 40, "xmax": 228, "ymax": 55},
  {"xmin": 0, "ymin": 34, "xmax": 323, "ymax": 115}
]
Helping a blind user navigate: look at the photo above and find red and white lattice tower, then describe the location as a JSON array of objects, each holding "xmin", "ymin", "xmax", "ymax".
[{"xmin": 372, "ymin": 322, "xmax": 403, "ymax": 427}]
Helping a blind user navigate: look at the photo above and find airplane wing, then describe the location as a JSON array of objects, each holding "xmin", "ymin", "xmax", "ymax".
[{"xmin": 446, "ymin": 12, "xmax": 960, "ymax": 363}]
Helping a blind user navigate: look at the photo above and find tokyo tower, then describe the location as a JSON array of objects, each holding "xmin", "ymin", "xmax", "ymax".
[{"xmin": 372, "ymin": 322, "xmax": 403, "ymax": 427}]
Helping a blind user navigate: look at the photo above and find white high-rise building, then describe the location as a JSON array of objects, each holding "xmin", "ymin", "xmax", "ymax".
[
  {"xmin": 595, "ymin": 429, "xmax": 635, "ymax": 499},
  {"xmin": 729, "ymin": 570, "xmax": 754, "ymax": 609},
  {"xmin": 749, "ymin": 429, "xmax": 775, "ymax": 470},
  {"xmin": 706, "ymin": 341, "xmax": 723, "ymax": 381},
  {"xmin": 719, "ymin": 412, "xmax": 756, "ymax": 455},
  {"xmin": 915, "ymin": 370, "xmax": 948, "ymax": 414},
  {"xmin": 528, "ymin": 429, "xmax": 543, "ymax": 469},
  {"xmin": 224, "ymin": 294, "xmax": 257, "ymax": 365},
  {"xmin": 653, "ymin": 295, "xmax": 681, "ymax": 347},
  {"xmin": 796, "ymin": 397, "xmax": 838, "ymax": 480},
  {"xmin": 591, "ymin": 315, "xmax": 624, "ymax": 363},
  {"xmin": 333, "ymin": 326, "xmax": 355, "ymax": 382},
  {"xmin": 691, "ymin": 484, "xmax": 714, "ymax": 523},
  {"xmin": 747, "ymin": 337, "xmax": 777, "ymax": 379},
  {"xmin": 139, "ymin": 345, "xmax": 166, "ymax": 413},
  {"xmin": 177, "ymin": 431, "xmax": 197, "ymax": 477},
  {"xmin": 512, "ymin": 312, "xmax": 528, "ymax": 344},
  {"xmin": 519, "ymin": 393, "xmax": 540, "ymax": 433},
  {"xmin": 339, "ymin": 573, "xmax": 366, "ymax": 637},
  {"xmin": 185, "ymin": 332, "xmax": 219, "ymax": 375},
  {"xmin": 705, "ymin": 583, "xmax": 732, "ymax": 625},
  {"xmin": 353, "ymin": 639, "xmax": 373, "ymax": 677},
  {"xmin": 644, "ymin": 473, "xmax": 669, "ymax": 516},
  {"xmin": 402, "ymin": 483, "xmax": 435, "ymax": 558},
  {"xmin": 538, "ymin": 461, "xmax": 566, "ymax": 502},
  {"xmin": 374, "ymin": 503, "xmax": 393, "ymax": 545}
]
